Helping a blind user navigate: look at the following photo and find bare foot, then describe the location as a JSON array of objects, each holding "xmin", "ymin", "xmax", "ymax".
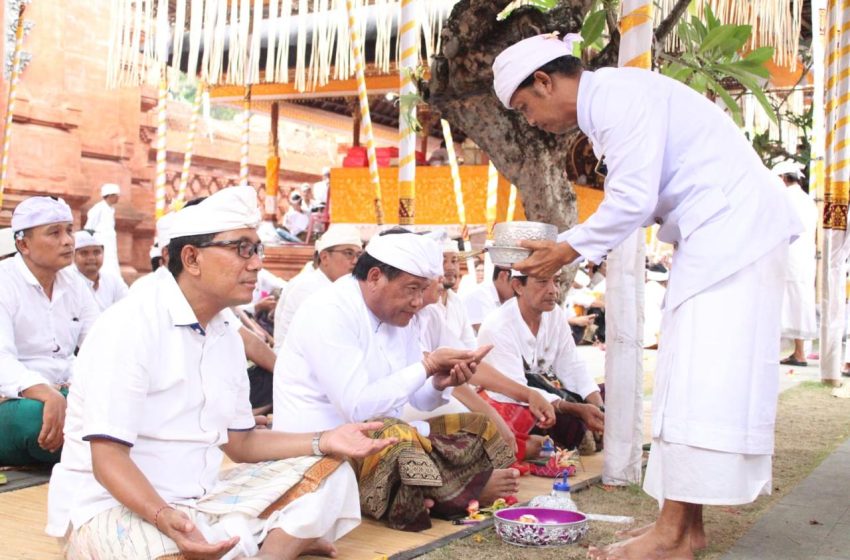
[
  {"xmin": 587, "ymin": 528, "xmax": 693, "ymax": 560},
  {"xmin": 301, "ymin": 538, "xmax": 337, "ymax": 558},
  {"xmin": 615, "ymin": 522, "xmax": 706, "ymax": 552},
  {"xmin": 480, "ymin": 468, "xmax": 520, "ymax": 505}
]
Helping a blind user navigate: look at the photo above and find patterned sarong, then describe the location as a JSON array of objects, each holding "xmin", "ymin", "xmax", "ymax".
[
  {"xmin": 356, "ymin": 413, "xmax": 514, "ymax": 532},
  {"xmin": 65, "ymin": 456, "xmax": 341, "ymax": 560}
]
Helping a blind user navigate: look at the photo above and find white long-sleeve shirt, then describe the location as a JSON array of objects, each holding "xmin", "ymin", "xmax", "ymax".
[
  {"xmin": 477, "ymin": 298, "xmax": 598, "ymax": 405},
  {"xmin": 560, "ymin": 68, "xmax": 801, "ymax": 311},
  {"xmin": 273, "ymin": 276, "xmax": 449, "ymax": 432},
  {"xmin": 273, "ymin": 267, "xmax": 330, "ymax": 353},
  {"xmin": 462, "ymin": 281, "xmax": 502, "ymax": 327},
  {"xmin": 0, "ymin": 255, "xmax": 99, "ymax": 397}
]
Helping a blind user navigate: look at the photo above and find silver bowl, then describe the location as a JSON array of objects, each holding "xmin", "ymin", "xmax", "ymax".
[
  {"xmin": 493, "ymin": 221, "xmax": 558, "ymax": 249},
  {"xmin": 487, "ymin": 245, "xmax": 531, "ymax": 267},
  {"xmin": 494, "ymin": 507, "xmax": 588, "ymax": 548}
]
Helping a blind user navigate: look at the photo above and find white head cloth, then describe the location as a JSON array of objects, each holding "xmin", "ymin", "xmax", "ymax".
[
  {"xmin": 493, "ymin": 32, "xmax": 582, "ymax": 109},
  {"xmin": 168, "ymin": 186, "xmax": 261, "ymax": 240},
  {"xmin": 316, "ymin": 224, "xmax": 363, "ymax": 252},
  {"xmin": 11, "ymin": 196, "xmax": 73, "ymax": 233},
  {"xmin": 101, "ymin": 183, "xmax": 121, "ymax": 197},
  {"xmin": 0, "ymin": 228, "xmax": 15, "ymax": 256},
  {"xmin": 74, "ymin": 230, "xmax": 103, "ymax": 250},
  {"xmin": 647, "ymin": 269, "xmax": 669, "ymax": 282},
  {"xmin": 365, "ymin": 232, "xmax": 443, "ymax": 279},
  {"xmin": 156, "ymin": 212, "xmax": 178, "ymax": 248},
  {"xmin": 441, "ymin": 239, "xmax": 459, "ymax": 254},
  {"xmin": 772, "ymin": 160, "xmax": 803, "ymax": 179}
]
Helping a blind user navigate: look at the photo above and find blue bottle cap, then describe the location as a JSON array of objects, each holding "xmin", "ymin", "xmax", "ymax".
[{"xmin": 553, "ymin": 472, "xmax": 571, "ymax": 492}]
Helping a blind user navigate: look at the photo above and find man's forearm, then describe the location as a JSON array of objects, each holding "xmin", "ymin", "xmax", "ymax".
[
  {"xmin": 239, "ymin": 327, "xmax": 276, "ymax": 371},
  {"xmin": 90, "ymin": 439, "xmax": 169, "ymax": 527},
  {"xmin": 470, "ymin": 362, "xmax": 534, "ymax": 403},
  {"xmin": 222, "ymin": 429, "xmax": 314, "ymax": 463}
]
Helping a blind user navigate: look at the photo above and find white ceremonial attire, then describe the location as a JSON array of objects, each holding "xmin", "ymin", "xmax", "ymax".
[
  {"xmin": 272, "ymin": 267, "xmax": 317, "ymax": 353},
  {"xmin": 47, "ymin": 267, "xmax": 359, "ymax": 549},
  {"xmin": 283, "ymin": 207, "xmax": 310, "ymax": 237},
  {"xmin": 273, "ymin": 276, "xmax": 450, "ymax": 433},
  {"xmin": 84, "ymin": 201, "xmax": 120, "ymax": 277},
  {"xmin": 560, "ymin": 68, "xmax": 802, "ymax": 504},
  {"xmin": 477, "ymin": 298, "xmax": 599, "ymax": 405},
  {"xmin": 274, "ymin": 268, "xmax": 331, "ymax": 353},
  {"xmin": 434, "ymin": 289, "xmax": 476, "ymax": 349},
  {"xmin": 781, "ymin": 183, "xmax": 818, "ymax": 340},
  {"xmin": 643, "ymin": 279, "xmax": 666, "ymax": 348},
  {"xmin": 0, "ymin": 255, "xmax": 99, "ymax": 397},
  {"xmin": 402, "ymin": 305, "xmax": 469, "ymax": 422},
  {"xmin": 462, "ymin": 281, "xmax": 502, "ymax": 327},
  {"xmin": 74, "ymin": 268, "xmax": 129, "ymax": 312}
]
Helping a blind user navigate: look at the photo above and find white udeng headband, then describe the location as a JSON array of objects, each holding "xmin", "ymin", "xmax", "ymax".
[{"xmin": 493, "ymin": 32, "xmax": 582, "ymax": 109}]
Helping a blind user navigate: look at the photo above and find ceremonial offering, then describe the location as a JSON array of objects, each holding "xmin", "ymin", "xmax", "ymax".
[
  {"xmin": 494, "ymin": 507, "xmax": 588, "ymax": 547},
  {"xmin": 489, "ymin": 221, "xmax": 558, "ymax": 267}
]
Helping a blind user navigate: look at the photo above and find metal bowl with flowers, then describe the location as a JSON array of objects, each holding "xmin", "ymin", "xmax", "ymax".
[
  {"xmin": 493, "ymin": 506, "xmax": 588, "ymax": 547},
  {"xmin": 488, "ymin": 221, "xmax": 559, "ymax": 268}
]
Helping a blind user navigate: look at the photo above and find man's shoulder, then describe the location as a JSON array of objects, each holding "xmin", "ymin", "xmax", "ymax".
[{"xmin": 478, "ymin": 298, "xmax": 518, "ymax": 334}]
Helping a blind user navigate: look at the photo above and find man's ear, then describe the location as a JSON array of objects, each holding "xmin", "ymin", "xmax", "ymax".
[
  {"xmin": 532, "ymin": 70, "xmax": 554, "ymax": 95},
  {"xmin": 366, "ymin": 266, "xmax": 383, "ymax": 286},
  {"xmin": 181, "ymin": 245, "xmax": 203, "ymax": 277}
]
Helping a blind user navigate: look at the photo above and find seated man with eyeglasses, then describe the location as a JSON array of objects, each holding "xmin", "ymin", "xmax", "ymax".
[
  {"xmin": 47, "ymin": 186, "xmax": 395, "ymax": 560},
  {"xmin": 273, "ymin": 224, "xmax": 363, "ymax": 351}
]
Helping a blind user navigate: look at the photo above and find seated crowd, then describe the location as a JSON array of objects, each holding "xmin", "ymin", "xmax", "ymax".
[{"xmin": 1, "ymin": 188, "xmax": 612, "ymax": 559}]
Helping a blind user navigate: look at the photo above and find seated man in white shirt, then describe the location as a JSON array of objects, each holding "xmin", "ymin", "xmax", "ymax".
[
  {"xmin": 47, "ymin": 186, "xmax": 395, "ymax": 560},
  {"xmin": 477, "ymin": 271, "xmax": 605, "ymax": 461},
  {"xmin": 72, "ymin": 230, "xmax": 129, "ymax": 312},
  {"xmin": 0, "ymin": 197, "xmax": 99, "ymax": 466},
  {"xmin": 274, "ymin": 224, "xmax": 363, "ymax": 351},
  {"xmin": 274, "ymin": 231, "xmax": 516, "ymax": 531},
  {"xmin": 436, "ymin": 239, "xmax": 477, "ymax": 347},
  {"xmin": 462, "ymin": 264, "xmax": 514, "ymax": 333},
  {"xmin": 279, "ymin": 191, "xmax": 310, "ymax": 242}
]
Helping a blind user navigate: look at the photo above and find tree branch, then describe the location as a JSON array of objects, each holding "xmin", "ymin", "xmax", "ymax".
[{"xmin": 654, "ymin": 0, "xmax": 691, "ymax": 44}]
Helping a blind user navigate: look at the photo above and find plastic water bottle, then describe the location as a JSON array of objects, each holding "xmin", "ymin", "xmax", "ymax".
[
  {"xmin": 539, "ymin": 437, "xmax": 555, "ymax": 459},
  {"xmin": 528, "ymin": 472, "xmax": 578, "ymax": 511}
]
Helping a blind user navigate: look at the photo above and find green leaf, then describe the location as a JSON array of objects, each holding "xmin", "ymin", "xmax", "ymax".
[
  {"xmin": 689, "ymin": 72, "xmax": 708, "ymax": 94},
  {"xmin": 717, "ymin": 25, "xmax": 752, "ymax": 57},
  {"xmin": 735, "ymin": 74, "xmax": 778, "ymax": 123},
  {"xmin": 730, "ymin": 59, "xmax": 771, "ymax": 79},
  {"xmin": 744, "ymin": 46, "xmax": 775, "ymax": 65},
  {"xmin": 704, "ymin": 4, "xmax": 720, "ymax": 29},
  {"xmin": 699, "ymin": 26, "xmax": 737, "ymax": 56},
  {"xmin": 581, "ymin": 10, "xmax": 608, "ymax": 46},
  {"xmin": 691, "ymin": 17, "xmax": 708, "ymax": 41},
  {"xmin": 702, "ymin": 73, "xmax": 744, "ymax": 126}
]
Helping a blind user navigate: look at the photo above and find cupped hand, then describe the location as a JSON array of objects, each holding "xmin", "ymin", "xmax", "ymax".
[
  {"xmin": 159, "ymin": 508, "xmax": 239, "ymax": 560},
  {"xmin": 527, "ymin": 390, "xmax": 556, "ymax": 429},
  {"xmin": 321, "ymin": 422, "xmax": 398, "ymax": 458},
  {"xmin": 39, "ymin": 390, "xmax": 67, "ymax": 453}
]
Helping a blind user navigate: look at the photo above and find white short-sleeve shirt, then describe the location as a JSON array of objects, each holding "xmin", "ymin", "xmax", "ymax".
[
  {"xmin": 0, "ymin": 255, "xmax": 99, "ymax": 397},
  {"xmin": 75, "ymin": 268, "xmax": 129, "ymax": 311},
  {"xmin": 477, "ymin": 298, "xmax": 598, "ymax": 405},
  {"xmin": 46, "ymin": 267, "xmax": 255, "ymax": 536}
]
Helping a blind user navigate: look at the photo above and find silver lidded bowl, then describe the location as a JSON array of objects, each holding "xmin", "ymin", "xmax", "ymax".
[
  {"xmin": 494, "ymin": 507, "xmax": 588, "ymax": 547},
  {"xmin": 489, "ymin": 221, "xmax": 559, "ymax": 267}
]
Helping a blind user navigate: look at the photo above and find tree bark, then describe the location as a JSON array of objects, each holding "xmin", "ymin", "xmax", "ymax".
[{"xmin": 427, "ymin": 0, "xmax": 593, "ymax": 232}]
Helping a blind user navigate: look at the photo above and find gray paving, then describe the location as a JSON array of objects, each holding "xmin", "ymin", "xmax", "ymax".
[{"xmin": 722, "ymin": 437, "xmax": 850, "ymax": 560}]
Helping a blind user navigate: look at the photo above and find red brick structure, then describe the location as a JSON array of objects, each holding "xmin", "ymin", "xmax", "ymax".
[{"xmin": 0, "ymin": 2, "xmax": 322, "ymax": 279}]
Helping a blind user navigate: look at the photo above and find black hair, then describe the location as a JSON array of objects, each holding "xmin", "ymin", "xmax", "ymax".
[
  {"xmin": 512, "ymin": 275, "xmax": 529, "ymax": 287},
  {"xmin": 351, "ymin": 251, "xmax": 403, "ymax": 281},
  {"xmin": 151, "ymin": 256, "xmax": 162, "ymax": 272},
  {"xmin": 492, "ymin": 265, "xmax": 511, "ymax": 282},
  {"xmin": 379, "ymin": 226, "xmax": 413, "ymax": 236},
  {"xmin": 183, "ymin": 196, "xmax": 207, "ymax": 208},
  {"xmin": 166, "ymin": 232, "xmax": 216, "ymax": 278},
  {"xmin": 516, "ymin": 55, "xmax": 583, "ymax": 91}
]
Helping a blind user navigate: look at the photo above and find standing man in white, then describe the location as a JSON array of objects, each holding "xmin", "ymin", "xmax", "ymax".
[
  {"xmin": 493, "ymin": 33, "xmax": 802, "ymax": 559},
  {"xmin": 773, "ymin": 160, "xmax": 818, "ymax": 367},
  {"xmin": 84, "ymin": 183, "xmax": 121, "ymax": 277}
]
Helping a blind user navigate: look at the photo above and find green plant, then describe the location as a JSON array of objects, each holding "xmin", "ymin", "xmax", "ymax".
[
  {"xmin": 658, "ymin": 5, "xmax": 776, "ymax": 126},
  {"xmin": 496, "ymin": 0, "xmax": 559, "ymax": 22}
]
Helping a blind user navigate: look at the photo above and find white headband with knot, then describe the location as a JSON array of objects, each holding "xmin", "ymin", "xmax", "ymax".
[{"xmin": 493, "ymin": 32, "xmax": 582, "ymax": 109}]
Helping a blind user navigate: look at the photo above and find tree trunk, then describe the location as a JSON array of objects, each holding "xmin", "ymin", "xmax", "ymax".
[{"xmin": 427, "ymin": 0, "xmax": 593, "ymax": 232}]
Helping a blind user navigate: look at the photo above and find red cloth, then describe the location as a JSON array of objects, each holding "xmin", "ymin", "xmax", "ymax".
[{"xmin": 479, "ymin": 390, "xmax": 535, "ymax": 462}]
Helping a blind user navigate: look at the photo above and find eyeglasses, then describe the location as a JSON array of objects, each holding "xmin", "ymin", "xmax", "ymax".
[
  {"xmin": 327, "ymin": 248, "xmax": 362, "ymax": 260},
  {"xmin": 197, "ymin": 239, "xmax": 265, "ymax": 259}
]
